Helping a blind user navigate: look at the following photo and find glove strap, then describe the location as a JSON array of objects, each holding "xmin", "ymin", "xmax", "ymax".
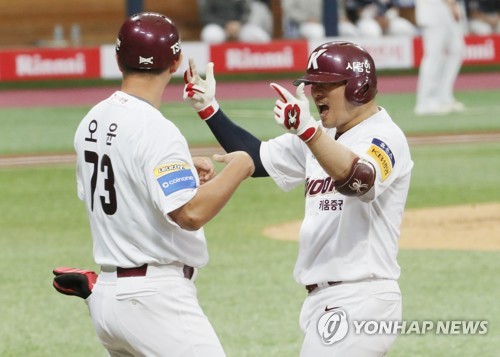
[
  {"xmin": 298, "ymin": 120, "xmax": 319, "ymax": 142},
  {"xmin": 198, "ymin": 100, "xmax": 220, "ymax": 121},
  {"xmin": 299, "ymin": 126, "xmax": 318, "ymax": 142}
]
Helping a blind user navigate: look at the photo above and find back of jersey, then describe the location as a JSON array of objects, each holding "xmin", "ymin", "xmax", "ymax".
[{"xmin": 74, "ymin": 91, "xmax": 208, "ymax": 268}]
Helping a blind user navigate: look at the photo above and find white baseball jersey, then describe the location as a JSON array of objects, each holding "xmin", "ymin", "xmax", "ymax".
[
  {"xmin": 260, "ymin": 107, "xmax": 413, "ymax": 285},
  {"xmin": 74, "ymin": 91, "xmax": 208, "ymax": 269}
]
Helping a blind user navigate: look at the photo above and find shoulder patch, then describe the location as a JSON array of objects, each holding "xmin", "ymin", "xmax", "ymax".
[
  {"xmin": 366, "ymin": 138, "xmax": 395, "ymax": 181},
  {"xmin": 154, "ymin": 162, "xmax": 196, "ymax": 196}
]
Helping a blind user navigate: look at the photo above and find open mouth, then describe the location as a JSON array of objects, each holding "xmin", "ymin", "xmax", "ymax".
[{"xmin": 318, "ymin": 103, "xmax": 329, "ymax": 118}]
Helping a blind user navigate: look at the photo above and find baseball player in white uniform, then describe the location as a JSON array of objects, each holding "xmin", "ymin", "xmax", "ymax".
[
  {"xmin": 59, "ymin": 12, "xmax": 254, "ymax": 357},
  {"xmin": 414, "ymin": 0, "xmax": 466, "ymax": 115},
  {"xmin": 183, "ymin": 41, "xmax": 413, "ymax": 356}
]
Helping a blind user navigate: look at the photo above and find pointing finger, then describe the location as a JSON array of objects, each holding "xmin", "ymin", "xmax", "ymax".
[
  {"xmin": 295, "ymin": 83, "xmax": 307, "ymax": 101},
  {"xmin": 270, "ymin": 83, "xmax": 293, "ymax": 103},
  {"xmin": 205, "ymin": 62, "xmax": 215, "ymax": 84}
]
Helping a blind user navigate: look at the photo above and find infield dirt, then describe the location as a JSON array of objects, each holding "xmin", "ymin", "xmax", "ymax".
[{"xmin": 263, "ymin": 203, "xmax": 500, "ymax": 251}]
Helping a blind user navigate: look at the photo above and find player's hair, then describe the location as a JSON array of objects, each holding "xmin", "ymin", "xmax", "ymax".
[{"xmin": 293, "ymin": 41, "xmax": 377, "ymax": 105}]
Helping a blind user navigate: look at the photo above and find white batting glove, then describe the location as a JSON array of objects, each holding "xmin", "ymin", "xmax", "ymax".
[
  {"xmin": 270, "ymin": 83, "xmax": 319, "ymax": 142},
  {"xmin": 183, "ymin": 58, "xmax": 220, "ymax": 120}
]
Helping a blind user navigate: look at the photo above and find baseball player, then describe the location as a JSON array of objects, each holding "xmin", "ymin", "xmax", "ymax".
[
  {"xmin": 62, "ymin": 12, "xmax": 254, "ymax": 356},
  {"xmin": 183, "ymin": 41, "xmax": 413, "ymax": 356},
  {"xmin": 414, "ymin": 0, "xmax": 466, "ymax": 115}
]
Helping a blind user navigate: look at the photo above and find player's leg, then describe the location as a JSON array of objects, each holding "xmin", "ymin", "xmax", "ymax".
[
  {"xmin": 299, "ymin": 279, "xmax": 401, "ymax": 357},
  {"xmin": 439, "ymin": 21, "xmax": 465, "ymax": 110},
  {"xmin": 87, "ymin": 267, "xmax": 225, "ymax": 356},
  {"xmin": 135, "ymin": 277, "xmax": 225, "ymax": 356},
  {"xmin": 415, "ymin": 25, "xmax": 449, "ymax": 115}
]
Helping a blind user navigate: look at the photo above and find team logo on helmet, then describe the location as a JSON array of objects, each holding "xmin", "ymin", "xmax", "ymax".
[
  {"xmin": 284, "ymin": 104, "xmax": 301, "ymax": 129},
  {"xmin": 307, "ymin": 49, "xmax": 328, "ymax": 70},
  {"xmin": 139, "ymin": 56, "xmax": 154, "ymax": 65},
  {"xmin": 171, "ymin": 41, "xmax": 181, "ymax": 55}
]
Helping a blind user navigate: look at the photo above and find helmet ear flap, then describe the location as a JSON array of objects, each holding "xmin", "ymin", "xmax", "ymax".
[{"xmin": 345, "ymin": 76, "xmax": 376, "ymax": 105}]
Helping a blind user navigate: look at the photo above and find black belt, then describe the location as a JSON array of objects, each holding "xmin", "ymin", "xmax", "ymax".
[
  {"xmin": 116, "ymin": 264, "xmax": 194, "ymax": 280},
  {"xmin": 305, "ymin": 281, "xmax": 342, "ymax": 294}
]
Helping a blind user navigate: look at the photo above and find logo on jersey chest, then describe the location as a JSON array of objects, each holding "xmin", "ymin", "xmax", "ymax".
[{"xmin": 305, "ymin": 176, "xmax": 336, "ymax": 197}]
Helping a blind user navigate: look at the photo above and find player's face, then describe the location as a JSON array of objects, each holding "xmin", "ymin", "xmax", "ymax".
[{"xmin": 310, "ymin": 82, "xmax": 351, "ymax": 130}]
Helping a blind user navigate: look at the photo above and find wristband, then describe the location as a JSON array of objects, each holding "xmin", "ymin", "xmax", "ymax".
[{"xmin": 197, "ymin": 100, "xmax": 220, "ymax": 120}]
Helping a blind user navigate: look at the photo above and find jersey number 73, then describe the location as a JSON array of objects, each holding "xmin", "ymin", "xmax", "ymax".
[{"xmin": 84, "ymin": 150, "xmax": 117, "ymax": 215}]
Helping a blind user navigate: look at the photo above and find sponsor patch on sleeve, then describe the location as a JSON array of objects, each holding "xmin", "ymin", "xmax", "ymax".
[
  {"xmin": 366, "ymin": 138, "xmax": 395, "ymax": 181},
  {"xmin": 154, "ymin": 162, "xmax": 196, "ymax": 196}
]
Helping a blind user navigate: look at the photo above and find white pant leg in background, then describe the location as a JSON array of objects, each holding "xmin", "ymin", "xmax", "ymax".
[
  {"xmin": 415, "ymin": 14, "xmax": 464, "ymax": 113},
  {"xmin": 438, "ymin": 21, "xmax": 465, "ymax": 106},
  {"xmin": 299, "ymin": 279, "xmax": 402, "ymax": 357}
]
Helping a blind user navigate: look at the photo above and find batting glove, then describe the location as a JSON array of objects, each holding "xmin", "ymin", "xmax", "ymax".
[
  {"xmin": 270, "ymin": 83, "xmax": 319, "ymax": 142},
  {"xmin": 53, "ymin": 266, "xmax": 97, "ymax": 299},
  {"xmin": 183, "ymin": 58, "xmax": 220, "ymax": 120}
]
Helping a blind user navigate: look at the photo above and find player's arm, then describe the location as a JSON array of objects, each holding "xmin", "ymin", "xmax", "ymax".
[
  {"xmin": 270, "ymin": 83, "xmax": 375, "ymax": 197},
  {"xmin": 168, "ymin": 151, "xmax": 255, "ymax": 231},
  {"xmin": 183, "ymin": 59, "xmax": 268, "ymax": 177},
  {"xmin": 192, "ymin": 156, "xmax": 215, "ymax": 184}
]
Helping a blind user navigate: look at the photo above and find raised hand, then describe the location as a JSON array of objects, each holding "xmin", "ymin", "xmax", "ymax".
[
  {"xmin": 183, "ymin": 58, "xmax": 220, "ymax": 120},
  {"xmin": 270, "ymin": 83, "xmax": 319, "ymax": 142}
]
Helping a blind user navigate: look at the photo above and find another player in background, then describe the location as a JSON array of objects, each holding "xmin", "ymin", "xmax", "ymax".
[
  {"xmin": 414, "ymin": 0, "xmax": 466, "ymax": 115},
  {"xmin": 344, "ymin": 0, "xmax": 418, "ymax": 37},
  {"xmin": 72, "ymin": 12, "xmax": 254, "ymax": 356},
  {"xmin": 198, "ymin": 0, "xmax": 271, "ymax": 43},
  {"xmin": 183, "ymin": 41, "xmax": 413, "ymax": 356},
  {"xmin": 465, "ymin": 0, "xmax": 500, "ymax": 35}
]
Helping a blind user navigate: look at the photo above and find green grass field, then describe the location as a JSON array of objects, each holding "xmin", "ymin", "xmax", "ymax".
[{"xmin": 0, "ymin": 87, "xmax": 499, "ymax": 356}]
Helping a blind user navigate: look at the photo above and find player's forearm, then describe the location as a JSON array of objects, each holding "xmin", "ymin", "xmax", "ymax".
[
  {"xmin": 206, "ymin": 109, "xmax": 269, "ymax": 177},
  {"xmin": 171, "ymin": 155, "xmax": 254, "ymax": 231},
  {"xmin": 306, "ymin": 129, "xmax": 358, "ymax": 181}
]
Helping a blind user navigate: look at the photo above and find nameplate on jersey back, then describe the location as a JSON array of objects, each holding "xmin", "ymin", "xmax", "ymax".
[
  {"xmin": 366, "ymin": 138, "xmax": 395, "ymax": 181},
  {"xmin": 154, "ymin": 162, "xmax": 196, "ymax": 196}
]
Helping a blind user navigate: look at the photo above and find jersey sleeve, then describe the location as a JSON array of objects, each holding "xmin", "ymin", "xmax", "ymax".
[
  {"xmin": 140, "ymin": 119, "xmax": 200, "ymax": 218},
  {"xmin": 260, "ymin": 133, "xmax": 308, "ymax": 192},
  {"xmin": 350, "ymin": 133, "xmax": 413, "ymax": 202}
]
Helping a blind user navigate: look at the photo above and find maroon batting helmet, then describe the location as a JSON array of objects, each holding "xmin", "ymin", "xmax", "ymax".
[
  {"xmin": 293, "ymin": 41, "xmax": 377, "ymax": 105},
  {"xmin": 116, "ymin": 12, "xmax": 181, "ymax": 70}
]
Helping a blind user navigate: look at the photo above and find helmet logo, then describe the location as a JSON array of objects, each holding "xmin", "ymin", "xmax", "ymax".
[
  {"xmin": 284, "ymin": 104, "xmax": 301, "ymax": 130},
  {"xmin": 139, "ymin": 56, "xmax": 154, "ymax": 65},
  {"xmin": 115, "ymin": 38, "xmax": 121, "ymax": 51},
  {"xmin": 170, "ymin": 41, "xmax": 181, "ymax": 55},
  {"xmin": 307, "ymin": 49, "xmax": 328, "ymax": 70},
  {"xmin": 346, "ymin": 60, "xmax": 371, "ymax": 74}
]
